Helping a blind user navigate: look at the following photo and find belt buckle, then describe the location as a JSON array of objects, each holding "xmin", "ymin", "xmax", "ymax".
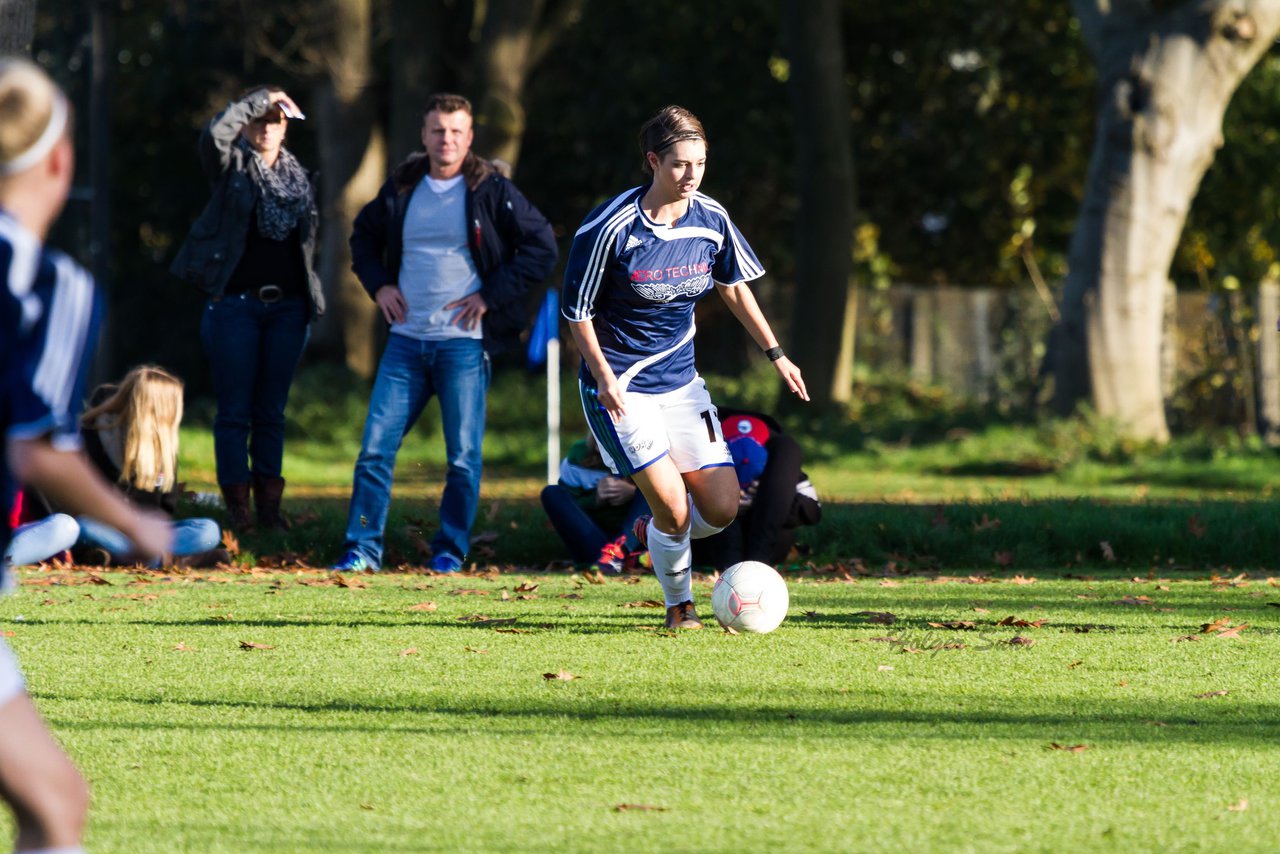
[{"xmin": 257, "ymin": 284, "xmax": 283, "ymax": 304}]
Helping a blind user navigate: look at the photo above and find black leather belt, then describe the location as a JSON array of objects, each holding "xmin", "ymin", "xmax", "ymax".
[{"xmin": 211, "ymin": 285, "xmax": 286, "ymax": 304}]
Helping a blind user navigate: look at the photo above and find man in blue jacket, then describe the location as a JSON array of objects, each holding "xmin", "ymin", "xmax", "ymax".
[{"xmin": 333, "ymin": 93, "xmax": 557, "ymax": 573}]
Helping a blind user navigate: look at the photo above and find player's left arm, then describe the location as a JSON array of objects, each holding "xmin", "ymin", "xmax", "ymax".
[{"xmin": 716, "ymin": 283, "xmax": 809, "ymax": 402}]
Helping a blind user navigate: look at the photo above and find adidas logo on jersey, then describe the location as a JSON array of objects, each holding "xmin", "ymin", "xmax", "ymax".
[{"xmin": 624, "ymin": 235, "xmax": 645, "ymax": 252}]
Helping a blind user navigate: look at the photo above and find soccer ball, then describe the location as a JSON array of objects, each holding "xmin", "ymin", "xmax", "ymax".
[{"xmin": 711, "ymin": 561, "xmax": 789, "ymax": 633}]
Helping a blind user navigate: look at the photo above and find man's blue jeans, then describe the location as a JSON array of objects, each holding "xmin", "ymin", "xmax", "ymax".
[
  {"xmin": 342, "ymin": 334, "xmax": 489, "ymax": 569},
  {"xmin": 200, "ymin": 294, "xmax": 310, "ymax": 486}
]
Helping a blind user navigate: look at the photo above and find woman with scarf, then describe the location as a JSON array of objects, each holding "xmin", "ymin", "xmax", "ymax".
[{"xmin": 172, "ymin": 86, "xmax": 323, "ymax": 531}]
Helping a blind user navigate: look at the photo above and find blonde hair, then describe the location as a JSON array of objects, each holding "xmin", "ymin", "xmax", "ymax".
[
  {"xmin": 81, "ymin": 366, "xmax": 185, "ymax": 491},
  {"xmin": 0, "ymin": 57, "xmax": 67, "ymax": 173}
]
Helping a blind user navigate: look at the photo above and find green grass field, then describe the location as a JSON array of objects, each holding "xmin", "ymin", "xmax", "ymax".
[
  {"xmin": 3, "ymin": 567, "xmax": 1279, "ymax": 852},
  {"xmin": 8, "ymin": 368, "xmax": 1280, "ymax": 851}
]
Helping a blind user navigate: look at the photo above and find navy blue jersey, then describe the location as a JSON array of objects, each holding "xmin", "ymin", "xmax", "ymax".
[
  {"xmin": 1, "ymin": 210, "xmax": 100, "ymax": 571},
  {"xmin": 562, "ymin": 186, "xmax": 763, "ymax": 394}
]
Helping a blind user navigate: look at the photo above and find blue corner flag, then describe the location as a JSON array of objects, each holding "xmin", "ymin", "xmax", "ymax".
[{"xmin": 527, "ymin": 289, "xmax": 560, "ymax": 369}]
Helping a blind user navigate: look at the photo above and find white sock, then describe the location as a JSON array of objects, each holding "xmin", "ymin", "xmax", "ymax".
[
  {"xmin": 18, "ymin": 847, "xmax": 87, "ymax": 854},
  {"xmin": 688, "ymin": 497, "xmax": 728, "ymax": 540},
  {"xmin": 646, "ymin": 521, "xmax": 693, "ymax": 607}
]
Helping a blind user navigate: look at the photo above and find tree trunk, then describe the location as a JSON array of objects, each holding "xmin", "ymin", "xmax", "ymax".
[
  {"xmin": 388, "ymin": 0, "xmax": 462, "ymax": 166},
  {"xmin": 0, "ymin": 0, "xmax": 36, "ymax": 54},
  {"xmin": 310, "ymin": 0, "xmax": 386, "ymax": 378},
  {"xmin": 781, "ymin": 0, "xmax": 856, "ymax": 408},
  {"xmin": 469, "ymin": 0, "xmax": 583, "ymax": 172},
  {"xmin": 1053, "ymin": 0, "xmax": 1280, "ymax": 441}
]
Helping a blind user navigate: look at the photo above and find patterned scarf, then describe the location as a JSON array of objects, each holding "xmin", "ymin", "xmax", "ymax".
[{"xmin": 241, "ymin": 139, "xmax": 312, "ymax": 241}]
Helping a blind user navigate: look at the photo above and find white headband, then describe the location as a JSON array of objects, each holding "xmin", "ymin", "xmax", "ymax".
[{"xmin": 0, "ymin": 93, "xmax": 68, "ymax": 176}]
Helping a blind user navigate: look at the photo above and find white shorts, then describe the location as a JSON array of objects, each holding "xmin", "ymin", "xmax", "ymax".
[
  {"xmin": 580, "ymin": 375, "xmax": 734, "ymax": 476},
  {"xmin": 0, "ymin": 637, "xmax": 25, "ymax": 707}
]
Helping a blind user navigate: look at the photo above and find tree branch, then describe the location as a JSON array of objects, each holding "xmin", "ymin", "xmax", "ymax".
[{"xmin": 529, "ymin": 0, "xmax": 586, "ymax": 69}]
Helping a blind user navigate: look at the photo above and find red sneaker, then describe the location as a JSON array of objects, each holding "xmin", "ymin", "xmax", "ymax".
[{"xmin": 591, "ymin": 535, "xmax": 627, "ymax": 575}]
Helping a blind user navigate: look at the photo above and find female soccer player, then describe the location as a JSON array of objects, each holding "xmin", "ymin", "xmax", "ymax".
[
  {"xmin": 562, "ymin": 105, "xmax": 807, "ymax": 629},
  {"xmin": 0, "ymin": 58, "xmax": 170, "ymax": 853}
]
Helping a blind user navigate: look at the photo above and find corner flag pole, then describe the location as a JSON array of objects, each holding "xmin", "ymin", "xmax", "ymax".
[
  {"xmin": 547, "ymin": 332, "xmax": 560, "ymax": 485},
  {"xmin": 528, "ymin": 289, "xmax": 562, "ymax": 485}
]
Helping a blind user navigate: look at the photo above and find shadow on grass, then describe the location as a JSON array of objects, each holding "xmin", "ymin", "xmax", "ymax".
[{"xmin": 39, "ymin": 689, "xmax": 1280, "ymax": 746}]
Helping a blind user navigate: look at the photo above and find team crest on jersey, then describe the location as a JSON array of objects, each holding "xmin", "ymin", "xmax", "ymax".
[{"xmin": 631, "ymin": 272, "xmax": 712, "ymax": 303}]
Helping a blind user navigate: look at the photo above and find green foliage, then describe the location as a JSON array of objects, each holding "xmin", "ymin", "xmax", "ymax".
[{"xmin": 4, "ymin": 571, "xmax": 1280, "ymax": 851}]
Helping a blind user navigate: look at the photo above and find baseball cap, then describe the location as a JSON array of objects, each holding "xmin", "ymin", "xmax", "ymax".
[
  {"xmin": 728, "ymin": 435, "xmax": 768, "ymax": 487},
  {"xmin": 722, "ymin": 414, "xmax": 770, "ymax": 446}
]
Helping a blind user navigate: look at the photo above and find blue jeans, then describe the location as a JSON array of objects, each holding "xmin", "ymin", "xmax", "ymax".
[
  {"xmin": 540, "ymin": 485, "xmax": 649, "ymax": 564},
  {"xmin": 77, "ymin": 517, "xmax": 222, "ymax": 566},
  {"xmin": 200, "ymin": 294, "xmax": 310, "ymax": 485},
  {"xmin": 342, "ymin": 334, "xmax": 489, "ymax": 569},
  {"xmin": 3, "ymin": 514, "xmax": 79, "ymax": 568},
  {"xmin": 3, "ymin": 515, "xmax": 221, "ymax": 569}
]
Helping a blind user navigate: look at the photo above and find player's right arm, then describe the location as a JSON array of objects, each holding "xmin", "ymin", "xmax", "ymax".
[
  {"xmin": 568, "ymin": 319, "xmax": 626, "ymax": 420},
  {"xmin": 562, "ymin": 198, "xmax": 630, "ymax": 419}
]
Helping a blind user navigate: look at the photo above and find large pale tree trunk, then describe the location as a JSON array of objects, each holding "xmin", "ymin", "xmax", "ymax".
[
  {"xmin": 311, "ymin": 0, "xmax": 386, "ymax": 378},
  {"xmin": 1053, "ymin": 0, "xmax": 1280, "ymax": 440},
  {"xmin": 781, "ymin": 0, "xmax": 856, "ymax": 407},
  {"xmin": 0, "ymin": 0, "xmax": 35, "ymax": 54}
]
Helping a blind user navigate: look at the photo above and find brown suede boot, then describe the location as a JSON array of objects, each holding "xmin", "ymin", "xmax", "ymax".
[
  {"xmin": 253, "ymin": 475, "xmax": 291, "ymax": 531},
  {"xmin": 220, "ymin": 482, "xmax": 254, "ymax": 532}
]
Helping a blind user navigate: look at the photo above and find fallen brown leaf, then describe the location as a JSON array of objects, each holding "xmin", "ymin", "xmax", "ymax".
[
  {"xmin": 543, "ymin": 670, "xmax": 579, "ymax": 681},
  {"xmin": 399, "ymin": 648, "xmax": 418, "ymax": 656},
  {"xmin": 620, "ymin": 600, "xmax": 664, "ymax": 608},
  {"xmin": 1067, "ymin": 660, "xmax": 1083, "ymax": 669},
  {"xmin": 239, "ymin": 641, "xmax": 274, "ymax": 650},
  {"xmin": 928, "ymin": 620, "xmax": 977, "ymax": 630},
  {"xmin": 973, "ymin": 513, "xmax": 1002, "ymax": 532},
  {"xmin": 174, "ymin": 642, "xmax": 193, "ymax": 651},
  {"xmin": 333, "ymin": 573, "xmax": 368, "ymax": 589},
  {"xmin": 1007, "ymin": 575, "xmax": 1037, "ymax": 585},
  {"xmin": 221, "ymin": 530, "xmax": 240, "ymax": 556},
  {"xmin": 464, "ymin": 646, "xmax": 488, "ymax": 654},
  {"xmin": 1116, "ymin": 595, "xmax": 1153, "ymax": 606},
  {"xmin": 614, "ymin": 803, "xmax": 668, "ymax": 813},
  {"xmin": 451, "ymin": 588, "xmax": 490, "ymax": 596},
  {"xmin": 996, "ymin": 616, "xmax": 1048, "ymax": 628},
  {"xmin": 1195, "ymin": 690, "xmax": 1229, "ymax": 699},
  {"xmin": 408, "ymin": 601, "xmax": 438, "ymax": 612},
  {"xmin": 1227, "ymin": 798, "xmax": 1248, "ymax": 812},
  {"xmin": 1007, "ymin": 635, "xmax": 1035, "ymax": 646},
  {"xmin": 514, "ymin": 581, "xmax": 539, "ymax": 593},
  {"xmin": 856, "ymin": 611, "xmax": 897, "ymax": 625},
  {"xmin": 1047, "ymin": 742, "xmax": 1089, "ymax": 753}
]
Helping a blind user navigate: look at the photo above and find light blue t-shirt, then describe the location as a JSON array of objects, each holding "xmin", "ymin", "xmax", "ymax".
[{"xmin": 393, "ymin": 175, "xmax": 482, "ymax": 341}]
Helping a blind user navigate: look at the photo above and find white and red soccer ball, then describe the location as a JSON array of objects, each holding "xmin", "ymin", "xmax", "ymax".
[{"xmin": 711, "ymin": 560, "xmax": 789, "ymax": 633}]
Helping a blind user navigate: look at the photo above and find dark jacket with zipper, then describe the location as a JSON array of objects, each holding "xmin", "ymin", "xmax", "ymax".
[
  {"xmin": 349, "ymin": 151, "xmax": 557, "ymax": 354},
  {"xmin": 169, "ymin": 89, "xmax": 325, "ymax": 317}
]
